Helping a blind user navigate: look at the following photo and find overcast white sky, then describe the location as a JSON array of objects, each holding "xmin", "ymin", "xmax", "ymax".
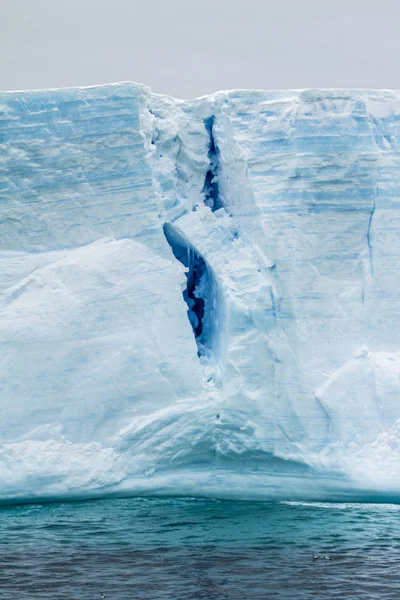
[{"xmin": 1, "ymin": 0, "xmax": 400, "ymax": 97}]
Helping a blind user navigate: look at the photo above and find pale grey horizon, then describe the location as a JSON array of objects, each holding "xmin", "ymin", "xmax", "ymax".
[{"xmin": 1, "ymin": 0, "xmax": 400, "ymax": 98}]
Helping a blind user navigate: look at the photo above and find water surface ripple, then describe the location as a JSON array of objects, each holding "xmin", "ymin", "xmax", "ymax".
[{"xmin": 0, "ymin": 498, "xmax": 399, "ymax": 599}]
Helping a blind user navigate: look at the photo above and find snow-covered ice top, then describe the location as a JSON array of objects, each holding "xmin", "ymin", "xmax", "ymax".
[{"xmin": 1, "ymin": 82, "xmax": 400, "ymax": 503}]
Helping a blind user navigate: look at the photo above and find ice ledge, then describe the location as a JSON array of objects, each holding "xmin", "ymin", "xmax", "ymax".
[{"xmin": 5, "ymin": 79, "xmax": 400, "ymax": 98}]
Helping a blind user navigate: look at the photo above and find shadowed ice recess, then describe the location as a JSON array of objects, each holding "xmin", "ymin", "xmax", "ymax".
[{"xmin": 1, "ymin": 82, "xmax": 400, "ymax": 503}]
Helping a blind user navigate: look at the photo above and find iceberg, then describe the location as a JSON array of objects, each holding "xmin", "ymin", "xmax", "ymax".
[{"xmin": 1, "ymin": 82, "xmax": 400, "ymax": 503}]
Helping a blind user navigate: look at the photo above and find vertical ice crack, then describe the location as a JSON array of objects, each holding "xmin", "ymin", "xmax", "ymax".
[
  {"xmin": 202, "ymin": 116, "xmax": 223, "ymax": 212},
  {"xmin": 269, "ymin": 288, "xmax": 277, "ymax": 322},
  {"xmin": 366, "ymin": 199, "xmax": 375, "ymax": 278},
  {"xmin": 163, "ymin": 223, "xmax": 220, "ymax": 361},
  {"xmin": 365, "ymin": 104, "xmax": 380, "ymax": 280}
]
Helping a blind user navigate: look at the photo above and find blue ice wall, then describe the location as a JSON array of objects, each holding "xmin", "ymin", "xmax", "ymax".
[{"xmin": 1, "ymin": 84, "xmax": 400, "ymax": 503}]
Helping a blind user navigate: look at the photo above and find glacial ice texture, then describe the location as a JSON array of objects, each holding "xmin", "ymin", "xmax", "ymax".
[{"xmin": 1, "ymin": 83, "xmax": 400, "ymax": 502}]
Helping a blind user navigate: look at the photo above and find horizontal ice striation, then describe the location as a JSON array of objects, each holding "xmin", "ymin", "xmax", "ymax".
[{"xmin": 1, "ymin": 83, "xmax": 400, "ymax": 503}]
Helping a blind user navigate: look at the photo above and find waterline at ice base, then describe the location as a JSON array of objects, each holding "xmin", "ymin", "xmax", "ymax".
[{"xmin": 1, "ymin": 82, "xmax": 400, "ymax": 503}]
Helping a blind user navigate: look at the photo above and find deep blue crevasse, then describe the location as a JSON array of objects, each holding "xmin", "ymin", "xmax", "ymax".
[
  {"xmin": 202, "ymin": 116, "xmax": 223, "ymax": 212},
  {"xmin": 163, "ymin": 223, "xmax": 208, "ymax": 355}
]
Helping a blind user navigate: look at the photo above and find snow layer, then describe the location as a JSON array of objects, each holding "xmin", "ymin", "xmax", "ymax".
[{"xmin": 1, "ymin": 83, "xmax": 400, "ymax": 502}]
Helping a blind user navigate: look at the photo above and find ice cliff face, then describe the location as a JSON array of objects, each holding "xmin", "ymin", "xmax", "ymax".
[{"xmin": 1, "ymin": 82, "xmax": 400, "ymax": 502}]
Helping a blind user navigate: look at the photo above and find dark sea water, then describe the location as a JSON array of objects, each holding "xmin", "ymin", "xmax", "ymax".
[{"xmin": 0, "ymin": 497, "xmax": 399, "ymax": 599}]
